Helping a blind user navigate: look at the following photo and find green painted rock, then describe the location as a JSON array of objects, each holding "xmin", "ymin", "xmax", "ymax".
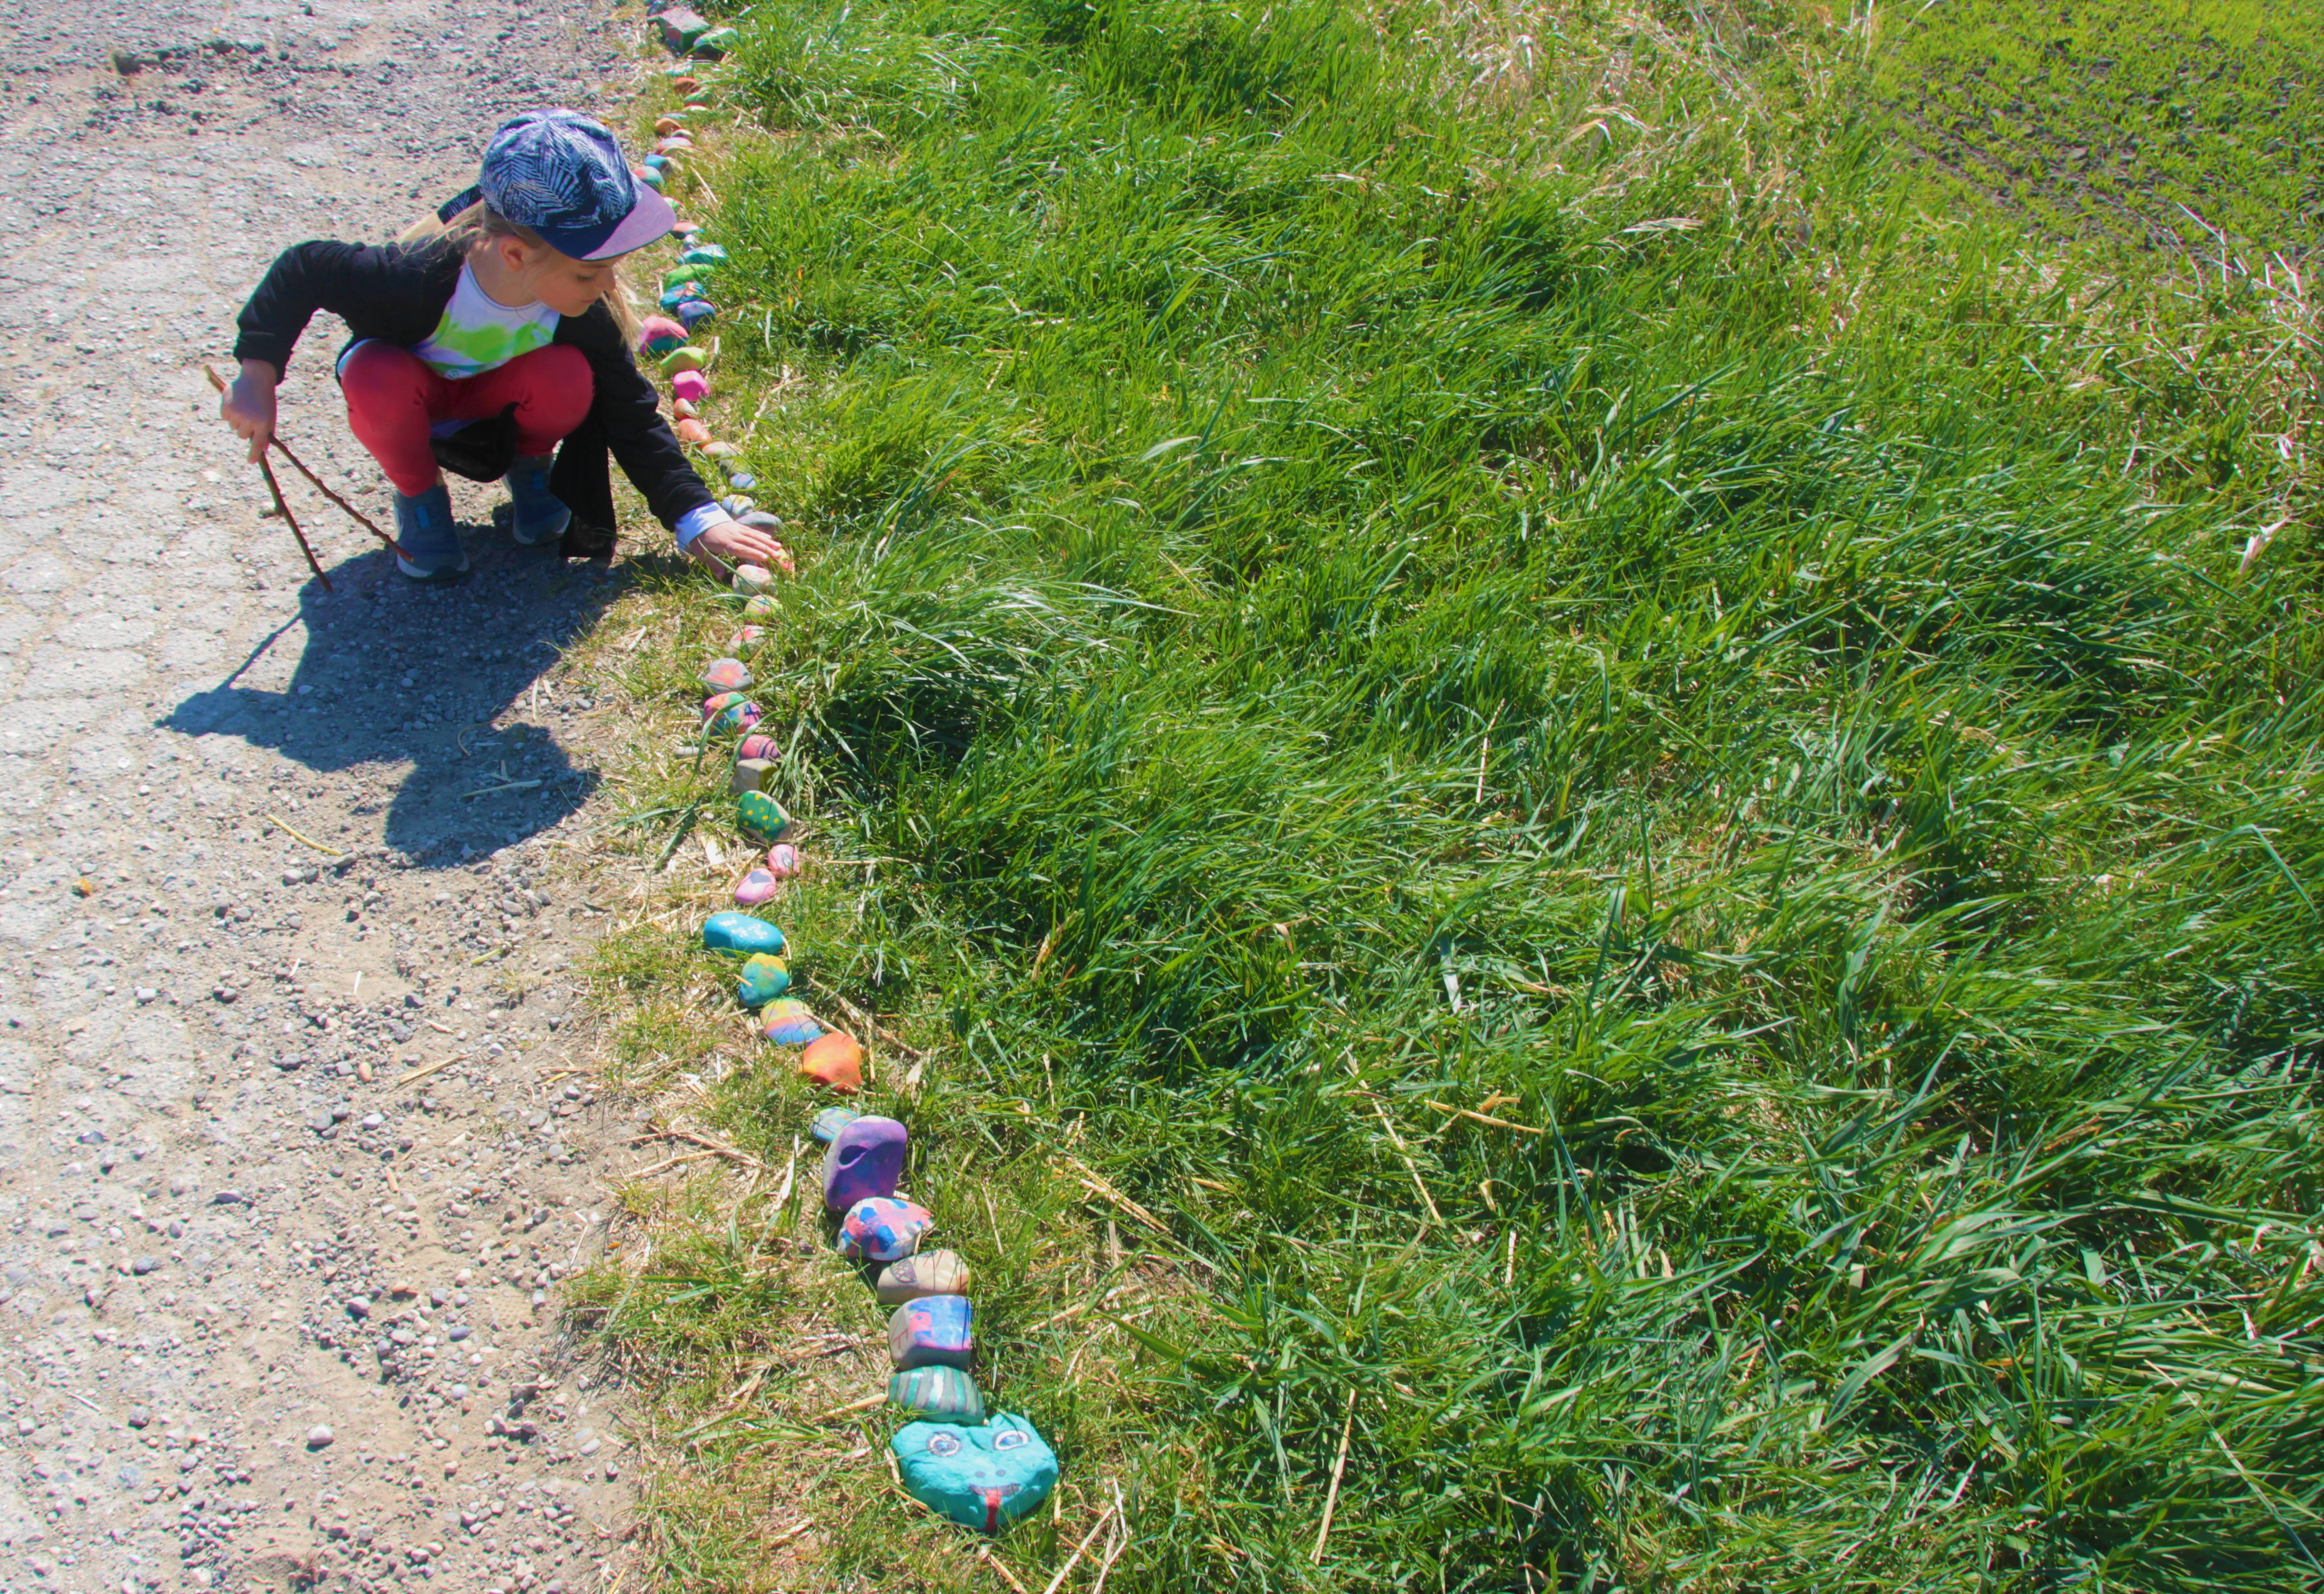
[
  {"xmin": 889, "ymin": 1366, "xmax": 984, "ymax": 1423},
  {"xmin": 679, "ymin": 244, "xmax": 729, "ymax": 268},
  {"xmin": 737, "ymin": 789, "xmax": 792, "ymax": 846},
  {"xmin": 701, "ymin": 911, "xmax": 785, "ymax": 957},
  {"xmin": 658, "ymin": 346, "xmax": 705, "ymax": 376},
  {"xmin": 736, "ymin": 953, "xmax": 790, "ymax": 1007}
]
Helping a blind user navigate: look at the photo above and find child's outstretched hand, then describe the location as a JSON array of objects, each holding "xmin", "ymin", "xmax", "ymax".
[
  {"xmin": 221, "ymin": 360, "xmax": 279, "ymax": 463},
  {"xmin": 691, "ymin": 517, "xmax": 790, "ymax": 573}
]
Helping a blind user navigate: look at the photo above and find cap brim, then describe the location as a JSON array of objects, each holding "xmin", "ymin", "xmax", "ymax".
[{"xmin": 574, "ymin": 182, "xmax": 677, "ymax": 261}]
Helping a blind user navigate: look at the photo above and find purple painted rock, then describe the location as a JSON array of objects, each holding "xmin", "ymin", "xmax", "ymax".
[
  {"xmin": 760, "ymin": 998, "xmax": 824, "ymax": 1045},
  {"xmin": 676, "ymin": 299, "xmax": 718, "ymax": 330},
  {"xmin": 736, "ymin": 732, "xmax": 779, "ymax": 761},
  {"xmin": 638, "ymin": 314, "xmax": 688, "ymax": 357},
  {"xmin": 837, "ymin": 1198, "xmax": 934, "ymax": 1263},
  {"xmin": 887, "ymin": 1294, "xmax": 972, "ymax": 1371},
  {"xmin": 730, "ymin": 757, "xmax": 777, "ymax": 795},
  {"xmin": 876, "ymin": 1249, "xmax": 970, "ymax": 1306},
  {"xmin": 810, "ymin": 1105, "xmax": 860, "ymax": 1143},
  {"xmin": 822, "ymin": 1115, "xmax": 908, "ymax": 1213},
  {"xmin": 671, "ymin": 369, "xmax": 709, "ymax": 404},
  {"xmin": 702, "ymin": 657, "xmax": 751, "ymax": 693},
  {"xmin": 765, "ymin": 842, "xmax": 802, "ymax": 879},
  {"xmin": 733, "ymin": 867, "xmax": 780, "ymax": 908}
]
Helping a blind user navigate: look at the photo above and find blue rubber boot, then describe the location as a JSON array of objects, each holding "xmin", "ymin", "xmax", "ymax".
[
  {"xmin": 393, "ymin": 482, "xmax": 468, "ymax": 582},
  {"xmin": 504, "ymin": 454, "xmax": 570, "ymax": 546}
]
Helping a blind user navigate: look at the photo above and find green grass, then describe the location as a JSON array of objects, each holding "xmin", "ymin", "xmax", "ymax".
[
  {"xmin": 575, "ymin": 1, "xmax": 2324, "ymax": 1588},
  {"xmin": 1874, "ymin": 0, "xmax": 2324, "ymax": 252}
]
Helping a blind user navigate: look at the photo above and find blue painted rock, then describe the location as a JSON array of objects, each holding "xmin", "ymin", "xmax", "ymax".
[
  {"xmin": 726, "ymin": 471, "xmax": 759, "ymax": 490},
  {"xmin": 889, "ymin": 1366, "xmax": 984, "ymax": 1423},
  {"xmin": 888, "ymin": 1294, "xmax": 972, "ymax": 1370},
  {"xmin": 810, "ymin": 1105, "xmax": 860, "ymax": 1143},
  {"xmin": 701, "ymin": 911, "xmax": 785, "ymax": 957},
  {"xmin": 737, "ymin": 789, "xmax": 792, "ymax": 845},
  {"xmin": 676, "ymin": 299, "xmax": 718, "ymax": 330},
  {"xmin": 892, "ymin": 1415, "xmax": 1057, "ymax": 1534},
  {"xmin": 721, "ymin": 495, "xmax": 755, "ymax": 516},
  {"xmin": 766, "ymin": 842, "xmax": 802, "ymax": 879},
  {"xmin": 876, "ymin": 1249, "xmax": 970, "ymax": 1305},
  {"xmin": 701, "ymin": 657, "xmax": 751, "ymax": 693},
  {"xmin": 643, "ymin": 154, "xmax": 670, "ymax": 172},
  {"xmin": 837, "ymin": 1198, "xmax": 933, "ymax": 1262},
  {"xmin": 726, "ymin": 626, "xmax": 766, "ymax": 656},
  {"xmin": 733, "ymin": 867, "xmax": 779, "ymax": 908},
  {"xmin": 679, "ymin": 244, "xmax": 729, "ymax": 267},
  {"xmin": 735, "ymin": 953, "xmax": 790, "ymax": 1007},
  {"xmin": 742, "ymin": 594, "xmax": 779, "ymax": 621},
  {"xmin": 708, "ymin": 698, "xmax": 761, "ymax": 735},
  {"xmin": 639, "ymin": 314, "xmax": 688, "ymax": 356},
  {"xmin": 761, "ymin": 999, "xmax": 824, "ymax": 1045},
  {"xmin": 732, "ymin": 564, "xmax": 776, "ymax": 595},
  {"xmin": 730, "ymin": 758, "xmax": 777, "ymax": 795},
  {"xmin": 736, "ymin": 733, "xmax": 779, "ymax": 761},
  {"xmin": 823, "ymin": 1115, "xmax": 908, "ymax": 1213},
  {"xmin": 658, "ymin": 284, "xmax": 706, "ymax": 311}
]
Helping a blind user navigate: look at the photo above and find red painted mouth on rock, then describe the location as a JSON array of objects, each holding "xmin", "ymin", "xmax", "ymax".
[{"xmin": 982, "ymin": 1487, "xmax": 1003, "ymax": 1533}]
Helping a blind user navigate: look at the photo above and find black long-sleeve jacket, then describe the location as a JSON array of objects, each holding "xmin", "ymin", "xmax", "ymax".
[{"xmin": 232, "ymin": 236, "xmax": 710, "ymax": 557}]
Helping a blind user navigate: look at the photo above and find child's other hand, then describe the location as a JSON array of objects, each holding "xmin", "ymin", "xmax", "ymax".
[
  {"xmin": 221, "ymin": 360, "xmax": 278, "ymax": 463},
  {"xmin": 691, "ymin": 519, "xmax": 790, "ymax": 572}
]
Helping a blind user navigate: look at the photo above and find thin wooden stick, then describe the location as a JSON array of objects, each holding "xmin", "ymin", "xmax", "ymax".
[
  {"xmin": 1311, "ymin": 1396, "xmax": 1356, "ymax": 1563},
  {"xmin": 255, "ymin": 452, "xmax": 331, "ymax": 592},
  {"xmin": 1040, "ymin": 1502, "xmax": 1118, "ymax": 1594},
  {"xmin": 206, "ymin": 363, "xmax": 409, "ymax": 561},
  {"xmin": 976, "ymin": 1545, "xmax": 1032, "ymax": 1594}
]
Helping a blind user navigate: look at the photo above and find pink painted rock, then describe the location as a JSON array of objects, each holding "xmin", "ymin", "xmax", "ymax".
[
  {"xmin": 732, "ymin": 564, "xmax": 776, "ymax": 595},
  {"xmin": 671, "ymin": 369, "xmax": 709, "ymax": 404},
  {"xmin": 727, "ymin": 626, "xmax": 766, "ymax": 656},
  {"xmin": 674, "ymin": 417, "xmax": 711, "ymax": 445},
  {"xmin": 734, "ymin": 867, "xmax": 780, "ymax": 907},
  {"xmin": 736, "ymin": 733, "xmax": 779, "ymax": 761},
  {"xmin": 638, "ymin": 314, "xmax": 688, "ymax": 356},
  {"xmin": 766, "ymin": 842, "xmax": 801, "ymax": 879},
  {"xmin": 701, "ymin": 658, "xmax": 751, "ymax": 692}
]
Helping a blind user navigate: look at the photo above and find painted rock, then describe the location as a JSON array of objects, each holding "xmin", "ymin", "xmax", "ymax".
[
  {"xmin": 737, "ymin": 789, "xmax": 792, "ymax": 845},
  {"xmin": 658, "ymin": 284, "xmax": 705, "ymax": 310},
  {"xmin": 801, "ymin": 1032, "xmax": 864, "ymax": 1092},
  {"xmin": 638, "ymin": 314, "xmax": 688, "ymax": 356},
  {"xmin": 643, "ymin": 154, "xmax": 671, "ymax": 172},
  {"xmin": 888, "ymin": 1294, "xmax": 972, "ymax": 1370},
  {"xmin": 823, "ymin": 1115, "xmax": 908, "ymax": 1213},
  {"xmin": 702, "ymin": 440, "xmax": 741, "ymax": 459},
  {"xmin": 761, "ymin": 999, "xmax": 824, "ymax": 1045},
  {"xmin": 733, "ymin": 867, "xmax": 780, "ymax": 907},
  {"xmin": 653, "ymin": 8, "xmax": 709, "ymax": 50},
  {"xmin": 672, "ymin": 398, "xmax": 700, "ymax": 420},
  {"xmin": 671, "ymin": 370, "xmax": 709, "ymax": 404},
  {"xmin": 743, "ymin": 594, "xmax": 779, "ymax": 621},
  {"xmin": 679, "ymin": 243, "xmax": 729, "ymax": 267},
  {"xmin": 730, "ymin": 758, "xmax": 777, "ymax": 795},
  {"xmin": 701, "ymin": 911, "xmax": 785, "ymax": 957},
  {"xmin": 636, "ymin": 167, "xmax": 666, "ymax": 191},
  {"xmin": 721, "ymin": 495, "xmax": 755, "ymax": 516},
  {"xmin": 736, "ymin": 732, "xmax": 779, "ymax": 760},
  {"xmin": 727, "ymin": 471, "xmax": 759, "ymax": 490},
  {"xmin": 674, "ymin": 418, "xmax": 711, "ymax": 445},
  {"xmin": 658, "ymin": 346, "xmax": 706, "ymax": 377},
  {"xmin": 661, "ymin": 262, "xmax": 711, "ymax": 291},
  {"xmin": 766, "ymin": 842, "xmax": 802, "ymax": 879},
  {"xmin": 655, "ymin": 138, "xmax": 697, "ymax": 159},
  {"xmin": 810, "ymin": 1105, "xmax": 860, "ymax": 1143},
  {"xmin": 889, "ymin": 1366, "xmax": 985, "ymax": 1423},
  {"xmin": 892, "ymin": 1415, "xmax": 1057, "ymax": 1534},
  {"xmin": 836, "ymin": 1197, "xmax": 931, "ymax": 1261},
  {"xmin": 735, "ymin": 953, "xmax": 790, "ymax": 1008},
  {"xmin": 654, "ymin": 115, "xmax": 686, "ymax": 135},
  {"xmin": 706, "ymin": 696, "xmax": 760, "ymax": 734},
  {"xmin": 676, "ymin": 299, "xmax": 718, "ymax": 330},
  {"xmin": 702, "ymin": 657, "xmax": 751, "ymax": 693},
  {"xmin": 733, "ymin": 564, "xmax": 776, "ymax": 595},
  {"xmin": 694, "ymin": 26, "xmax": 740, "ymax": 57},
  {"xmin": 672, "ymin": 75, "xmax": 701, "ymax": 94},
  {"xmin": 727, "ymin": 627, "xmax": 766, "ymax": 656},
  {"xmin": 701, "ymin": 689, "xmax": 740, "ymax": 719},
  {"xmin": 876, "ymin": 1249, "xmax": 970, "ymax": 1305}
]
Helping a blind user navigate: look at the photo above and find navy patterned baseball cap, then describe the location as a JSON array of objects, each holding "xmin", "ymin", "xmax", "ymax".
[{"xmin": 467, "ymin": 109, "xmax": 675, "ymax": 260}]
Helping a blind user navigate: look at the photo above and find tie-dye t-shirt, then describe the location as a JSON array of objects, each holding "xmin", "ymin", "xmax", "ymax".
[{"xmin": 408, "ymin": 263, "xmax": 560, "ymax": 379}]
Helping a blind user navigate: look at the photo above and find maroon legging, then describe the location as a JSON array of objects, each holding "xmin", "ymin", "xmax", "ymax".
[{"xmin": 338, "ymin": 340, "xmax": 593, "ymax": 496}]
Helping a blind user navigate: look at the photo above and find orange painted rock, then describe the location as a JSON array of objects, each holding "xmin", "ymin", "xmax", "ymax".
[
  {"xmin": 800, "ymin": 1033, "xmax": 863, "ymax": 1093},
  {"xmin": 675, "ymin": 418, "xmax": 711, "ymax": 445}
]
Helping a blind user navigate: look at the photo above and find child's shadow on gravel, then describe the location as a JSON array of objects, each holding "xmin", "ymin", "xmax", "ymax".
[{"xmin": 158, "ymin": 518, "xmax": 636, "ymax": 865}]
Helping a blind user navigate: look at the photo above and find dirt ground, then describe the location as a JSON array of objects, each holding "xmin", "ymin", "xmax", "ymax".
[{"xmin": 0, "ymin": 2, "xmax": 671, "ymax": 1589}]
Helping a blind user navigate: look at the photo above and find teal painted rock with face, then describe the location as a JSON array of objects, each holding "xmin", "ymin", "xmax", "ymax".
[
  {"xmin": 702, "ymin": 912, "xmax": 785, "ymax": 957},
  {"xmin": 889, "ymin": 1365, "xmax": 985, "ymax": 1423},
  {"xmin": 736, "ymin": 953, "xmax": 790, "ymax": 1007},
  {"xmin": 736, "ymin": 789, "xmax": 793, "ymax": 846},
  {"xmin": 891, "ymin": 1414, "xmax": 1057, "ymax": 1534}
]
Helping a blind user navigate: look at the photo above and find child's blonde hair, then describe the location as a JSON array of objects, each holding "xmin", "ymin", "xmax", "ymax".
[{"xmin": 398, "ymin": 201, "xmax": 643, "ymax": 342}]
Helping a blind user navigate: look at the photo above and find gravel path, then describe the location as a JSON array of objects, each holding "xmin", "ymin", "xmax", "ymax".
[{"xmin": 0, "ymin": 4, "xmax": 656, "ymax": 1589}]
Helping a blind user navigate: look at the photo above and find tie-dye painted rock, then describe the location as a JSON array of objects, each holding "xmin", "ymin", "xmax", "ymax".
[
  {"xmin": 737, "ymin": 789, "xmax": 792, "ymax": 845},
  {"xmin": 876, "ymin": 1249, "xmax": 970, "ymax": 1305},
  {"xmin": 888, "ymin": 1294, "xmax": 972, "ymax": 1370},
  {"xmin": 636, "ymin": 166, "xmax": 666, "ymax": 191},
  {"xmin": 670, "ymin": 369, "xmax": 709, "ymax": 404},
  {"xmin": 733, "ymin": 867, "xmax": 780, "ymax": 907},
  {"xmin": 679, "ymin": 244, "xmax": 729, "ymax": 267},
  {"xmin": 823, "ymin": 1115, "xmax": 908, "ymax": 1213},
  {"xmin": 765, "ymin": 842, "xmax": 802, "ymax": 879},
  {"xmin": 889, "ymin": 1366, "xmax": 984, "ymax": 1423},
  {"xmin": 638, "ymin": 314, "xmax": 688, "ymax": 356},
  {"xmin": 658, "ymin": 346, "xmax": 706, "ymax": 377},
  {"xmin": 701, "ymin": 658, "xmax": 751, "ymax": 693},
  {"xmin": 726, "ymin": 627, "xmax": 766, "ymax": 656},
  {"xmin": 732, "ymin": 563, "xmax": 776, "ymax": 595},
  {"xmin": 800, "ymin": 1032, "xmax": 863, "ymax": 1092},
  {"xmin": 676, "ymin": 300, "xmax": 718, "ymax": 331},
  {"xmin": 736, "ymin": 732, "xmax": 779, "ymax": 761},
  {"xmin": 892, "ymin": 1415, "xmax": 1057, "ymax": 1534},
  {"xmin": 707, "ymin": 697, "xmax": 760, "ymax": 735},
  {"xmin": 730, "ymin": 758, "xmax": 777, "ymax": 795},
  {"xmin": 742, "ymin": 594, "xmax": 779, "ymax": 621},
  {"xmin": 810, "ymin": 1105, "xmax": 860, "ymax": 1143},
  {"xmin": 836, "ymin": 1197, "xmax": 932, "ymax": 1262},
  {"xmin": 735, "ymin": 953, "xmax": 790, "ymax": 1008},
  {"xmin": 702, "ymin": 911, "xmax": 785, "ymax": 957},
  {"xmin": 721, "ymin": 495, "xmax": 755, "ymax": 516},
  {"xmin": 726, "ymin": 471, "xmax": 759, "ymax": 490},
  {"xmin": 761, "ymin": 999, "xmax": 824, "ymax": 1045}
]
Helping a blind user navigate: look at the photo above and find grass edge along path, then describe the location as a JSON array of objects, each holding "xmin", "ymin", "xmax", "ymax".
[{"xmin": 566, "ymin": 2, "xmax": 2323, "ymax": 1590}]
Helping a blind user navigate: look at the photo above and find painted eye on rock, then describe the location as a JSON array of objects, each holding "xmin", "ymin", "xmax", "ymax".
[
  {"xmin": 925, "ymin": 1433, "xmax": 963, "ymax": 1458},
  {"xmin": 992, "ymin": 1429, "xmax": 1027, "ymax": 1450}
]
